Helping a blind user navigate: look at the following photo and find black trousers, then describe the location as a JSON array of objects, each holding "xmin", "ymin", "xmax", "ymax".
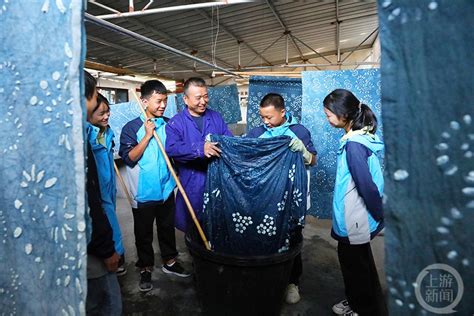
[
  {"xmin": 289, "ymin": 227, "xmax": 303, "ymax": 285},
  {"xmin": 337, "ymin": 242, "xmax": 387, "ymax": 316},
  {"xmin": 132, "ymin": 195, "xmax": 178, "ymax": 268}
]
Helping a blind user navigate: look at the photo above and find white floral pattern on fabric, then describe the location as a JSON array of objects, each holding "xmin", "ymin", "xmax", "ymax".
[
  {"xmin": 288, "ymin": 164, "xmax": 296, "ymax": 182},
  {"xmin": 292, "ymin": 189, "xmax": 303, "ymax": 207},
  {"xmin": 232, "ymin": 212, "xmax": 253, "ymax": 234},
  {"xmin": 277, "ymin": 238, "xmax": 290, "ymax": 253},
  {"xmin": 256, "ymin": 215, "xmax": 277, "ymax": 236},
  {"xmin": 277, "ymin": 191, "xmax": 288, "ymax": 212}
]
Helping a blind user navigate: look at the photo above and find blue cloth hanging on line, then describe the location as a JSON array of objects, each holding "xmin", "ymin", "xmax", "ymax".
[
  {"xmin": 0, "ymin": 0, "xmax": 86, "ymax": 314},
  {"xmin": 176, "ymin": 84, "xmax": 242, "ymax": 124},
  {"xmin": 201, "ymin": 135, "xmax": 307, "ymax": 256},
  {"xmin": 301, "ymin": 69, "xmax": 383, "ymax": 219},
  {"xmin": 246, "ymin": 76, "xmax": 302, "ymax": 131}
]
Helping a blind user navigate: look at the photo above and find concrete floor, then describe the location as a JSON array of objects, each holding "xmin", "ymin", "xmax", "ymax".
[{"xmin": 115, "ymin": 172, "xmax": 386, "ymax": 316}]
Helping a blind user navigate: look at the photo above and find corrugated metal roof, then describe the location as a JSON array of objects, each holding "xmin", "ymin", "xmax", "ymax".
[{"xmin": 85, "ymin": 0, "xmax": 379, "ymax": 80}]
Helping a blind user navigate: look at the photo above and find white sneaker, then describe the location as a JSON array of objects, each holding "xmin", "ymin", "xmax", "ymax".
[
  {"xmin": 285, "ymin": 284, "xmax": 301, "ymax": 304},
  {"xmin": 332, "ymin": 299, "xmax": 352, "ymax": 314}
]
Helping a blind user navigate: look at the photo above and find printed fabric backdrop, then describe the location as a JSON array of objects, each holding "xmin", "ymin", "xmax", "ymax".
[
  {"xmin": 302, "ymin": 69, "xmax": 382, "ymax": 219},
  {"xmin": 176, "ymin": 84, "xmax": 241, "ymax": 124},
  {"xmin": 246, "ymin": 76, "xmax": 302, "ymax": 132},
  {"xmin": 201, "ymin": 135, "xmax": 307, "ymax": 256},
  {"xmin": 0, "ymin": 1, "xmax": 87, "ymax": 314},
  {"xmin": 379, "ymin": 1, "xmax": 473, "ymax": 315}
]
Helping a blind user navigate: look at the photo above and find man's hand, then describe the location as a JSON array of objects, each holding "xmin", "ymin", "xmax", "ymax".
[
  {"xmin": 204, "ymin": 142, "xmax": 221, "ymax": 158},
  {"xmin": 104, "ymin": 252, "xmax": 120, "ymax": 272},
  {"xmin": 144, "ymin": 119, "xmax": 156, "ymax": 139}
]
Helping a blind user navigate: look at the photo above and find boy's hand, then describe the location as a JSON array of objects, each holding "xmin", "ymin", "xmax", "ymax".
[
  {"xmin": 204, "ymin": 142, "xmax": 221, "ymax": 158},
  {"xmin": 289, "ymin": 138, "xmax": 305, "ymax": 152},
  {"xmin": 104, "ymin": 252, "xmax": 120, "ymax": 272},
  {"xmin": 289, "ymin": 138, "xmax": 313, "ymax": 165},
  {"xmin": 144, "ymin": 119, "xmax": 156, "ymax": 139}
]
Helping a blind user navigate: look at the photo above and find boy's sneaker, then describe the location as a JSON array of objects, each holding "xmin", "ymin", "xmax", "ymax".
[
  {"xmin": 116, "ymin": 265, "xmax": 127, "ymax": 277},
  {"xmin": 343, "ymin": 312, "xmax": 358, "ymax": 316},
  {"xmin": 162, "ymin": 261, "xmax": 191, "ymax": 277},
  {"xmin": 139, "ymin": 270, "xmax": 153, "ymax": 292},
  {"xmin": 332, "ymin": 299, "xmax": 352, "ymax": 315},
  {"xmin": 285, "ymin": 284, "xmax": 301, "ymax": 304}
]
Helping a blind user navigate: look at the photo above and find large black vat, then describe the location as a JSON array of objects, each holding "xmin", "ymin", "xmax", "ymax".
[{"xmin": 185, "ymin": 233, "xmax": 302, "ymax": 316}]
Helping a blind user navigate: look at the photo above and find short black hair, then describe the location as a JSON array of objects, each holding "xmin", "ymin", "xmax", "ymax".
[
  {"xmin": 183, "ymin": 77, "xmax": 206, "ymax": 96},
  {"xmin": 93, "ymin": 93, "xmax": 110, "ymax": 113},
  {"xmin": 140, "ymin": 80, "xmax": 167, "ymax": 99},
  {"xmin": 260, "ymin": 93, "xmax": 285, "ymax": 111},
  {"xmin": 84, "ymin": 70, "xmax": 97, "ymax": 100}
]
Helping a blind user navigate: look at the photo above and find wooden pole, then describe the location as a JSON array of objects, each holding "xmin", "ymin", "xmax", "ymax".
[
  {"xmin": 132, "ymin": 91, "xmax": 211, "ymax": 250},
  {"xmin": 113, "ymin": 161, "xmax": 134, "ymax": 207}
]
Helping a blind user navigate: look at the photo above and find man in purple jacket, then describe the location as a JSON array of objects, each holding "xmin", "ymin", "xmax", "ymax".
[{"xmin": 165, "ymin": 77, "xmax": 233, "ymax": 232}]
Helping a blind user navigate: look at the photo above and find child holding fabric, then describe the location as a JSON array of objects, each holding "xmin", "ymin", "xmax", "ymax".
[
  {"xmin": 246, "ymin": 93, "xmax": 317, "ymax": 304},
  {"xmin": 323, "ymin": 89, "xmax": 387, "ymax": 316}
]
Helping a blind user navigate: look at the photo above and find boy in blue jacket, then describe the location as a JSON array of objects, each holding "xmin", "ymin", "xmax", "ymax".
[
  {"xmin": 247, "ymin": 93, "xmax": 317, "ymax": 304},
  {"xmin": 119, "ymin": 80, "xmax": 190, "ymax": 292}
]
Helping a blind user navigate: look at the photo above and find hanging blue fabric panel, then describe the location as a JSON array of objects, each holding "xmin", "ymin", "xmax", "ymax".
[
  {"xmin": 207, "ymin": 84, "xmax": 241, "ymax": 124},
  {"xmin": 176, "ymin": 93, "xmax": 186, "ymax": 112},
  {"xmin": 108, "ymin": 101, "xmax": 141, "ymax": 156},
  {"xmin": 0, "ymin": 1, "xmax": 86, "ymax": 314},
  {"xmin": 379, "ymin": 1, "xmax": 473, "ymax": 315},
  {"xmin": 165, "ymin": 94, "xmax": 178, "ymax": 118},
  {"xmin": 176, "ymin": 84, "xmax": 241, "ymax": 124},
  {"xmin": 246, "ymin": 76, "xmax": 302, "ymax": 131},
  {"xmin": 301, "ymin": 69, "xmax": 382, "ymax": 219},
  {"xmin": 201, "ymin": 135, "xmax": 307, "ymax": 256}
]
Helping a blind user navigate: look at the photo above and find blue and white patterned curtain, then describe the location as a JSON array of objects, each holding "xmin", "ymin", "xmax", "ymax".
[
  {"xmin": 176, "ymin": 84, "xmax": 241, "ymax": 124},
  {"xmin": 379, "ymin": 1, "xmax": 474, "ymax": 315},
  {"xmin": 302, "ymin": 69, "xmax": 382, "ymax": 219},
  {"xmin": 0, "ymin": 1, "xmax": 86, "ymax": 314},
  {"xmin": 246, "ymin": 76, "xmax": 302, "ymax": 131},
  {"xmin": 108, "ymin": 102, "xmax": 141, "ymax": 156}
]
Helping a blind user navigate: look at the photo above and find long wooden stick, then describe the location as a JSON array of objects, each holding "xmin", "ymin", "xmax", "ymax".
[
  {"xmin": 132, "ymin": 92, "xmax": 211, "ymax": 250},
  {"xmin": 113, "ymin": 161, "xmax": 133, "ymax": 207}
]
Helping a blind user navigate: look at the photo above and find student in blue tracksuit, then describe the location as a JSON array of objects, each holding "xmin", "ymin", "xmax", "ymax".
[
  {"xmin": 246, "ymin": 93, "xmax": 317, "ymax": 305},
  {"xmin": 323, "ymin": 89, "xmax": 387, "ymax": 316},
  {"xmin": 84, "ymin": 71, "xmax": 121, "ymax": 316},
  {"xmin": 87, "ymin": 93, "xmax": 126, "ymax": 276},
  {"xmin": 119, "ymin": 80, "xmax": 190, "ymax": 293}
]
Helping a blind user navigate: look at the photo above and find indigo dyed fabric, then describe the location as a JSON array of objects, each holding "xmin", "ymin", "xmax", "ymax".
[
  {"xmin": 201, "ymin": 135, "xmax": 307, "ymax": 256},
  {"xmin": 246, "ymin": 76, "xmax": 302, "ymax": 131},
  {"xmin": 176, "ymin": 84, "xmax": 241, "ymax": 124},
  {"xmin": 301, "ymin": 69, "xmax": 382, "ymax": 219},
  {"xmin": 0, "ymin": 1, "xmax": 87, "ymax": 314},
  {"xmin": 379, "ymin": 1, "xmax": 474, "ymax": 315},
  {"xmin": 109, "ymin": 101, "xmax": 141, "ymax": 156}
]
